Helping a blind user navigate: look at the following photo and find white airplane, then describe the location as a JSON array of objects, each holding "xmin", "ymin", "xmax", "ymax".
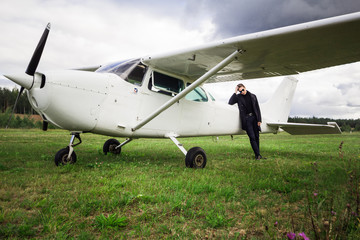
[{"xmin": 5, "ymin": 12, "xmax": 360, "ymax": 168}]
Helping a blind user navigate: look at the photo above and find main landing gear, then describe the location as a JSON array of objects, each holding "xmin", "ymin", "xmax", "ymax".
[
  {"xmin": 103, "ymin": 138, "xmax": 132, "ymax": 155},
  {"xmin": 102, "ymin": 136, "xmax": 207, "ymax": 168},
  {"xmin": 169, "ymin": 136, "xmax": 207, "ymax": 168},
  {"xmin": 55, "ymin": 133, "xmax": 207, "ymax": 168}
]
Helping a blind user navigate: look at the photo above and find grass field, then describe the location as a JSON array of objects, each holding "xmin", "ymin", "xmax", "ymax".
[{"xmin": 0, "ymin": 129, "xmax": 359, "ymax": 239}]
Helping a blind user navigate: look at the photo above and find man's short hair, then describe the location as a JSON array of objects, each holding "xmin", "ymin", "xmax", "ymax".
[{"xmin": 237, "ymin": 83, "xmax": 245, "ymax": 88}]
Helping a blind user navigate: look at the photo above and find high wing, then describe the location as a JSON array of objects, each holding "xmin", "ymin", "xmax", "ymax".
[{"xmin": 142, "ymin": 12, "xmax": 360, "ymax": 83}]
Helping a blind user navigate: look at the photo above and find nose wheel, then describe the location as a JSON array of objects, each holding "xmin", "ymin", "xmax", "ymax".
[
  {"xmin": 55, "ymin": 147, "xmax": 77, "ymax": 166},
  {"xmin": 55, "ymin": 132, "xmax": 82, "ymax": 166}
]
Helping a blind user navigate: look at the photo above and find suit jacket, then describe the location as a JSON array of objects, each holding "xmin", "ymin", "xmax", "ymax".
[{"xmin": 228, "ymin": 91, "xmax": 262, "ymax": 130}]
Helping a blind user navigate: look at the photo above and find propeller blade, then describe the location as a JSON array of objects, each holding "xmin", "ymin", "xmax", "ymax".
[
  {"xmin": 6, "ymin": 87, "xmax": 25, "ymax": 129},
  {"xmin": 25, "ymin": 23, "xmax": 51, "ymax": 76}
]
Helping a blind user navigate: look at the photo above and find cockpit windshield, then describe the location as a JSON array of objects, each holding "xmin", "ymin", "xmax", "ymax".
[
  {"xmin": 96, "ymin": 59, "xmax": 140, "ymax": 78},
  {"xmin": 96, "ymin": 59, "xmax": 147, "ymax": 86}
]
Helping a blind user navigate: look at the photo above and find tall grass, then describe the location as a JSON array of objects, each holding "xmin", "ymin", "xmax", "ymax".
[{"xmin": 0, "ymin": 129, "xmax": 359, "ymax": 239}]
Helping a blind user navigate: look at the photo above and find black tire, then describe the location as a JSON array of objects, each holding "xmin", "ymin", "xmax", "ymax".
[
  {"xmin": 185, "ymin": 147, "xmax": 207, "ymax": 168},
  {"xmin": 103, "ymin": 139, "xmax": 121, "ymax": 155},
  {"xmin": 55, "ymin": 147, "xmax": 77, "ymax": 166}
]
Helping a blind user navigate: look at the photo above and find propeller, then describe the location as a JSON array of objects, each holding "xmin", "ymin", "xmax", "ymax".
[
  {"xmin": 6, "ymin": 23, "xmax": 51, "ymax": 129},
  {"xmin": 26, "ymin": 23, "xmax": 51, "ymax": 76}
]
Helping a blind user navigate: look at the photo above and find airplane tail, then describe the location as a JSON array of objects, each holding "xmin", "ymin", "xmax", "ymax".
[
  {"xmin": 261, "ymin": 76, "xmax": 341, "ymax": 134},
  {"xmin": 261, "ymin": 76, "xmax": 298, "ymax": 123}
]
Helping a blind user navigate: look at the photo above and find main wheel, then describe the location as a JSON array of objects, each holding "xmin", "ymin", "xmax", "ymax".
[
  {"xmin": 185, "ymin": 147, "xmax": 207, "ymax": 168},
  {"xmin": 55, "ymin": 147, "xmax": 77, "ymax": 166},
  {"xmin": 103, "ymin": 139, "xmax": 121, "ymax": 155}
]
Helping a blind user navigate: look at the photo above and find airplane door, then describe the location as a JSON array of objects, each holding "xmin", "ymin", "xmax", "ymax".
[
  {"xmin": 179, "ymin": 87, "xmax": 215, "ymax": 136},
  {"xmin": 136, "ymin": 70, "xmax": 183, "ymax": 136}
]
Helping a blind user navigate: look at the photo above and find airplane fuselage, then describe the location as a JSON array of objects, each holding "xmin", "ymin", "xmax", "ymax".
[{"xmin": 26, "ymin": 60, "xmax": 275, "ymax": 138}]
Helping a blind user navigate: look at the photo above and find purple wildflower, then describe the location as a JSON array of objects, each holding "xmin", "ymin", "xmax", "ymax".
[
  {"xmin": 331, "ymin": 211, "xmax": 336, "ymax": 216},
  {"xmin": 287, "ymin": 232, "xmax": 296, "ymax": 240},
  {"xmin": 313, "ymin": 192, "xmax": 318, "ymax": 197},
  {"xmin": 298, "ymin": 232, "xmax": 310, "ymax": 240}
]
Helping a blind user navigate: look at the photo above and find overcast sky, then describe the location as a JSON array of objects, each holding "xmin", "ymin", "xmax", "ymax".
[{"xmin": 1, "ymin": 0, "xmax": 359, "ymax": 119}]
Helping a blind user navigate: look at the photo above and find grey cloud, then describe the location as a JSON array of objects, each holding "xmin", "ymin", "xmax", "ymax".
[
  {"xmin": 198, "ymin": 0, "xmax": 360, "ymax": 38},
  {"xmin": 0, "ymin": 77, "xmax": 17, "ymax": 89},
  {"xmin": 337, "ymin": 82, "xmax": 360, "ymax": 94},
  {"xmin": 347, "ymin": 103, "xmax": 360, "ymax": 107}
]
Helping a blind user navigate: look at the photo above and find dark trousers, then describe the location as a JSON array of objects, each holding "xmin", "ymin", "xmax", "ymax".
[{"xmin": 245, "ymin": 115, "xmax": 260, "ymax": 157}]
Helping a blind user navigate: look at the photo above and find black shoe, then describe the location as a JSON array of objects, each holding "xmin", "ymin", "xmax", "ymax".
[{"xmin": 256, "ymin": 155, "xmax": 266, "ymax": 160}]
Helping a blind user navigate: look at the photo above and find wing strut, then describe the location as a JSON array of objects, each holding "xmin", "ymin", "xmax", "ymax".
[{"xmin": 132, "ymin": 49, "xmax": 243, "ymax": 131}]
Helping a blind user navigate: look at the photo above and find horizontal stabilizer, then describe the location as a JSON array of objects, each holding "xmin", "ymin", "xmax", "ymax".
[{"xmin": 267, "ymin": 122, "xmax": 341, "ymax": 135}]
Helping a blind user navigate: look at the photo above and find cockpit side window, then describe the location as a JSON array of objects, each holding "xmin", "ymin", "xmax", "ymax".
[
  {"xmin": 185, "ymin": 86, "xmax": 208, "ymax": 102},
  {"xmin": 148, "ymin": 71, "xmax": 184, "ymax": 96},
  {"xmin": 208, "ymin": 91, "xmax": 216, "ymax": 101}
]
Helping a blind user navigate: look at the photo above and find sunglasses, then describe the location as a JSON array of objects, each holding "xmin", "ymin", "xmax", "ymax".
[{"xmin": 239, "ymin": 89, "xmax": 245, "ymax": 93}]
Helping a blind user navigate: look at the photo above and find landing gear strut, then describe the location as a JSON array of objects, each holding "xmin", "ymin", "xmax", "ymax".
[
  {"xmin": 169, "ymin": 136, "xmax": 207, "ymax": 168},
  {"xmin": 54, "ymin": 132, "xmax": 82, "ymax": 166}
]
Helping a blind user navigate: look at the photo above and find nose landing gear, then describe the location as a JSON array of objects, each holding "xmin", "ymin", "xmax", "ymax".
[{"xmin": 55, "ymin": 132, "xmax": 82, "ymax": 166}]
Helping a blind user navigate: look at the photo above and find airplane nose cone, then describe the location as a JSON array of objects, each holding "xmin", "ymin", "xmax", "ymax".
[{"xmin": 4, "ymin": 73, "xmax": 34, "ymax": 89}]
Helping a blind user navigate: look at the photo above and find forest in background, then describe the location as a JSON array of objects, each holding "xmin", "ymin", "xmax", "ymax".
[
  {"xmin": 288, "ymin": 117, "xmax": 360, "ymax": 132},
  {"xmin": 1, "ymin": 87, "xmax": 359, "ymax": 131},
  {"xmin": 1, "ymin": 87, "xmax": 36, "ymax": 114}
]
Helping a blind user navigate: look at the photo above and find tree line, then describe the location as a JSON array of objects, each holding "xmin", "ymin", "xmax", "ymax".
[
  {"xmin": 288, "ymin": 116, "xmax": 360, "ymax": 132},
  {"xmin": 0, "ymin": 87, "xmax": 359, "ymax": 131},
  {"xmin": 0, "ymin": 87, "xmax": 36, "ymax": 114},
  {"xmin": 0, "ymin": 87, "xmax": 54, "ymax": 129}
]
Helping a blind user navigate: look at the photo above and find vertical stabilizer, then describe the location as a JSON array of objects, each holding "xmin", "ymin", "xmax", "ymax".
[{"xmin": 261, "ymin": 76, "xmax": 298, "ymax": 123}]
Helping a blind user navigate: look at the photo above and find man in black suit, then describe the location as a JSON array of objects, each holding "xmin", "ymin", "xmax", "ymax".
[{"xmin": 228, "ymin": 83, "xmax": 264, "ymax": 160}]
